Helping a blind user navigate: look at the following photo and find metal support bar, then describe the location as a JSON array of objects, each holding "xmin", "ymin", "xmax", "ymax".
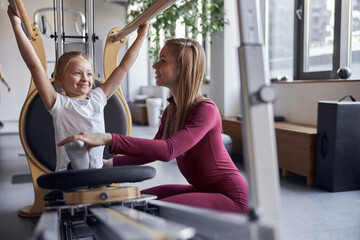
[
  {"xmin": 53, "ymin": 0, "xmax": 93, "ymax": 64},
  {"xmin": 55, "ymin": 0, "xmax": 63, "ymax": 59},
  {"xmin": 29, "ymin": 210, "xmax": 60, "ymax": 240},
  {"xmin": 90, "ymin": 207, "xmax": 170, "ymax": 239},
  {"xmin": 85, "ymin": 0, "xmax": 94, "ymax": 63},
  {"xmin": 148, "ymin": 200, "xmax": 274, "ymax": 240},
  {"xmin": 62, "ymin": 35, "xmax": 88, "ymax": 39},
  {"xmin": 109, "ymin": 205, "xmax": 195, "ymax": 239},
  {"xmin": 236, "ymin": 0, "xmax": 281, "ymax": 239}
]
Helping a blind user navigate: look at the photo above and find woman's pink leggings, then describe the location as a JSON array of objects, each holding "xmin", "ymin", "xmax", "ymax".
[{"xmin": 141, "ymin": 184, "xmax": 247, "ymax": 213}]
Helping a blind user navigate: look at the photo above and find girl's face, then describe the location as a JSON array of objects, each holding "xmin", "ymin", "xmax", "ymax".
[
  {"xmin": 152, "ymin": 45, "xmax": 180, "ymax": 92},
  {"xmin": 57, "ymin": 56, "xmax": 94, "ymax": 99}
]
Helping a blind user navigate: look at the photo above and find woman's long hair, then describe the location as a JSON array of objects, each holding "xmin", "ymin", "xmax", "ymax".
[{"xmin": 162, "ymin": 38, "xmax": 206, "ymax": 139}]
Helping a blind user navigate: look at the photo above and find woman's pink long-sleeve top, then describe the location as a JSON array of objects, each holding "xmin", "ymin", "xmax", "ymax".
[{"xmin": 110, "ymin": 98, "xmax": 248, "ymax": 210}]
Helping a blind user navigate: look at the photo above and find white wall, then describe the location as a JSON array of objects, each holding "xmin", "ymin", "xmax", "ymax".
[
  {"xmin": 0, "ymin": 0, "xmax": 149, "ymax": 132},
  {"xmin": 209, "ymin": 0, "xmax": 241, "ymax": 117},
  {"xmin": 126, "ymin": 32, "xmax": 149, "ymax": 100},
  {"xmin": 273, "ymin": 81, "xmax": 360, "ymax": 126},
  {"xmin": 0, "ymin": 0, "xmax": 30, "ymax": 124}
]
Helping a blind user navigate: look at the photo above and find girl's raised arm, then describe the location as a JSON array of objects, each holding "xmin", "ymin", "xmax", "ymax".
[
  {"xmin": 100, "ymin": 23, "xmax": 149, "ymax": 99},
  {"xmin": 8, "ymin": 6, "xmax": 56, "ymax": 110}
]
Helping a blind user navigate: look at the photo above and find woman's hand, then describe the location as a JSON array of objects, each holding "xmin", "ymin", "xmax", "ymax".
[
  {"xmin": 58, "ymin": 132, "xmax": 113, "ymax": 150},
  {"xmin": 103, "ymin": 158, "xmax": 114, "ymax": 167}
]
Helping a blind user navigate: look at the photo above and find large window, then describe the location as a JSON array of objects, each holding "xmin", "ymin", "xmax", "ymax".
[
  {"xmin": 268, "ymin": 0, "xmax": 360, "ymax": 81},
  {"xmin": 305, "ymin": 0, "xmax": 335, "ymax": 72},
  {"xmin": 267, "ymin": 0, "xmax": 294, "ymax": 81},
  {"xmin": 294, "ymin": 0, "xmax": 341, "ymax": 80},
  {"xmin": 351, "ymin": 0, "xmax": 360, "ymax": 79}
]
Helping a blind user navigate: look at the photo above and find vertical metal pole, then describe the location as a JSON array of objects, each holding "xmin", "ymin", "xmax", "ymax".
[
  {"xmin": 85, "ymin": 0, "xmax": 94, "ymax": 63},
  {"xmin": 55, "ymin": 0, "xmax": 63, "ymax": 59},
  {"xmin": 236, "ymin": 0, "xmax": 281, "ymax": 239}
]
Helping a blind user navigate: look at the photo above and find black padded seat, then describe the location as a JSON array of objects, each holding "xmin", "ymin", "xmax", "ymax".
[
  {"xmin": 37, "ymin": 165, "xmax": 156, "ymax": 190},
  {"xmin": 95, "ymin": 81, "xmax": 128, "ymax": 160},
  {"xmin": 25, "ymin": 93, "xmax": 56, "ymax": 170}
]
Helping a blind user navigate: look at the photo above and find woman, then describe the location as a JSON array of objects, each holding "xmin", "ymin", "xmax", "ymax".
[{"xmin": 59, "ymin": 38, "xmax": 248, "ymax": 213}]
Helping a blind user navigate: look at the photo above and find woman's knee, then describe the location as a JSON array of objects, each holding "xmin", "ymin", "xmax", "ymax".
[{"xmin": 141, "ymin": 184, "xmax": 194, "ymax": 199}]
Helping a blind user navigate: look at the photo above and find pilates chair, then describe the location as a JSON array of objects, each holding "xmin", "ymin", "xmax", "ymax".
[
  {"xmin": 14, "ymin": 0, "xmax": 182, "ymax": 217},
  {"xmin": 15, "ymin": 4, "xmax": 156, "ymax": 217},
  {"xmin": 18, "ymin": 76, "xmax": 156, "ymax": 217}
]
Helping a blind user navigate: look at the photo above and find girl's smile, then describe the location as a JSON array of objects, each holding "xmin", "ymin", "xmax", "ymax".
[{"xmin": 58, "ymin": 56, "xmax": 94, "ymax": 99}]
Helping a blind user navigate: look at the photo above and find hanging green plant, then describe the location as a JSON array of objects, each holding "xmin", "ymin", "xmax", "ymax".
[{"xmin": 127, "ymin": 0, "xmax": 228, "ymax": 63}]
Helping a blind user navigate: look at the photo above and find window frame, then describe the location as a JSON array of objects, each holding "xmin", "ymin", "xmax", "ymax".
[{"xmin": 293, "ymin": 0, "xmax": 344, "ymax": 80}]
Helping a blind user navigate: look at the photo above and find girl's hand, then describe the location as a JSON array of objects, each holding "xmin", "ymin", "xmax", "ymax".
[
  {"xmin": 7, "ymin": 5, "xmax": 21, "ymax": 25},
  {"xmin": 137, "ymin": 22, "xmax": 149, "ymax": 38},
  {"xmin": 58, "ymin": 132, "xmax": 113, "ymax": 150}
]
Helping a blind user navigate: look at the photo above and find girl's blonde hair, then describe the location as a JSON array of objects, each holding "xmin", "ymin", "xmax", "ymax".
[
  {"xmin": 54, "ymin": 51, "xmax": 93, "ymax": 80},
  {"xmin": 162, "ymin": 38, "xmax": 206, "ymax": 139}
]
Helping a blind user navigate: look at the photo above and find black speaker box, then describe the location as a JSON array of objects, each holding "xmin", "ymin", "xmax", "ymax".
[{"xmin": 315, "ymin": 98, "xmax": 360, "ymax": 192}]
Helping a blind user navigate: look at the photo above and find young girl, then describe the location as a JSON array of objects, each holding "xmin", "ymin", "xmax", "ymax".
[
  {"xmin": 59, "ymin": 38, "xmax": 249, "ymax": 214},
  {"xmin": 8, "ymin": 6, "xmax": 148, "ymax": 171}
]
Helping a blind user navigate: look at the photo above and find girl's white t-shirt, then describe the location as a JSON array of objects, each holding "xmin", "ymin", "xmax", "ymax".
[{"xmin": 49, "ymin": 87, "xmax": 107, "ymax": 171}]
